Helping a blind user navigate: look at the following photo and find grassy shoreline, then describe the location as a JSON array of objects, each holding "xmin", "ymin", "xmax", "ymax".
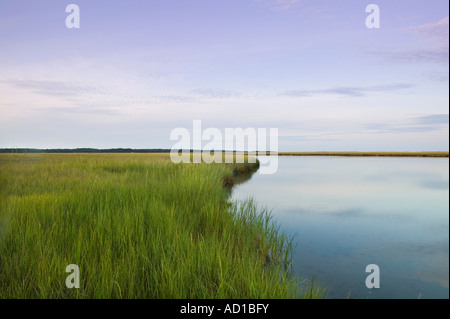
[
  {"xmin": 275, "ymin": 151, "xmax": 449, "ymax": 157},
  {"xmin": 0, "ymin": 153, "xmax": 313, "ymax": 299}
]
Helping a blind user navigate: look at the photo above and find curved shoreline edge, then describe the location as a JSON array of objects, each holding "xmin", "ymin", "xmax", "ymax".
[{"xmin": 222, "ymin": 158, "xmax": 327, "ymax": 298}]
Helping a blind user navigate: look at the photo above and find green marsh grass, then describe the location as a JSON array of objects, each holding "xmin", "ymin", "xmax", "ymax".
[
  {"xmin": 0, "ymin": 153, "xmax": 315, "ymax": 299},
  {"xmin": 276, "ymin": 151, "xmax": 449, "ymax": 157}
]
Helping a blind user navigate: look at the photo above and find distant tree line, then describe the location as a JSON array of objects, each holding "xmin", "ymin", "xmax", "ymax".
[
  {"xmin": 0, "ymin": 148, "xmax": 247, "ymax": 154},
  {"xmin": 0, "ymin": 148, "xmax": 172, "ymax": 153}
]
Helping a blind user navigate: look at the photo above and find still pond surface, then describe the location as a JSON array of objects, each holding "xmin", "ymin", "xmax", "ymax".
[{"xmin": 232, "ymin": 156, "xmax": 449, "ymax": 299}]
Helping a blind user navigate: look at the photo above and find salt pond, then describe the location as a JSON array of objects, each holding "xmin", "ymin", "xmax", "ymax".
[{"xmin": 232, "ymin": 156, "xmax": 449, "ymax": 299}]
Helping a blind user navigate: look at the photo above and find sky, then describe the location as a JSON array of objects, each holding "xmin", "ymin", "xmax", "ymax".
[{"xmin": 0, "ymin": 0, "xmax": 448, "ymax": 151}]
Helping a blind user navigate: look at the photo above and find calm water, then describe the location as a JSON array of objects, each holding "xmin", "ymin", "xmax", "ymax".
[{"xmin": 232, "ymin": 156, "xmax": 449, "ymax": 299}]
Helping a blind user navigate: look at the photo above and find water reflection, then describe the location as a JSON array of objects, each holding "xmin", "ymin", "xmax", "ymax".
[{"xmin": 232, "ymin": 156, "xmax": 449, "ymax": 299}]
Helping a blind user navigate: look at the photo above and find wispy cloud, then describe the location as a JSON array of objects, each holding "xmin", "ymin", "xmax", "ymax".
[
  {"xmin": 254, "ymin": 0, "xmax": 300, "ymax": 11},
  {"xmin": 364, "ymin": 114, "xmax": 449, "ymax": 134},
  {"xmin": 2, "ymin": 79, "xmax": 105, "ymax": 98},
  {"xmin": 427, "ymin": 71, "xmax": 449, "ymax": 82},
  {"xmin": 408, "ymin": 16, "xmax": 449, "ymax": 42},
  {"xmin": 155, "ymin": 95, "xmax": 199, "ymax": 103},
  {"xmin": 1, "ymin": 77, "xmax": 249, "ymax": 119},
  {"xmin": 273, "ymin": 0, "xmax": 301, "ymax": 10},
  {"xmin": 281, "ymin": 83, "xmax": 415, "ymax": 98},
  {"xmin": 254, "ymin": 0, "xmax": 326, "ymax": 18},
  {"xmin": 278, "ymin": 114, "xmax": 449, "ymax": 144},
  {"xmin": 413, "ymin": 114, "xmax": 449, "ymax": 125},
  {"xmin": 1, "ymin": 78, "xmax": 150, "ymax": 116},
  {"xmin": 375, "ymin": 47, "xmax": 449, "ymax": 65},
  {"xmin": 189, "ymin": 88, "xmax": 242, "ymax": 99},
  {"xmin": 372, "ymin": 17, "xmax": 449, "ymax": 65},
  {"xmin": 364, "ymin": 123, "xmax": 438, "ymax": 134}
]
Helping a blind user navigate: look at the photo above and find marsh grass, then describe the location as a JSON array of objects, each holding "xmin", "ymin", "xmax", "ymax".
[
  {"xmin": 0, "ymin": 153, "xmax": 313, "ymax": 299},
  {"xmin": 277, "ymin": 151, "xmax": 449, "ymax": 157}
]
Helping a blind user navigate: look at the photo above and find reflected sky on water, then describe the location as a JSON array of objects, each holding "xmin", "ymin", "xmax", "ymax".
[{"xmin": 232, "ymin": 156, "xmax": 449, "ymax": 299}]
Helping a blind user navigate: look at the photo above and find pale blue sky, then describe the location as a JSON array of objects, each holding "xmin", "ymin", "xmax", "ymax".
[{"xmin": 0, "ymin": 0, "xmax": 448, "ymax": 151}]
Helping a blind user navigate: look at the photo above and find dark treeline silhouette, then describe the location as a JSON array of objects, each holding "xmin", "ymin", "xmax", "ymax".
[
  {"xmin": 0, "ymin": 148, "xmax": 172, "ymax": 153},
  {"xmin": 0, "ymin": 149, "xmax": 247, "ymax": 154}
]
